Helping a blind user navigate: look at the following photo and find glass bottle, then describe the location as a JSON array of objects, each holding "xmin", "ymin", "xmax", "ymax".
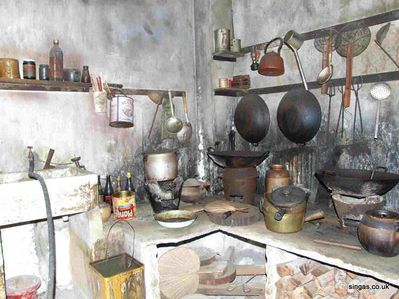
[
  {"xmin": 104, "ymin": 175, "xmax": 114, "ymax": 208},
  {"xmin": 97, "ymin": 175, "xmax": 104, "ymax": 203},
  {"xmin": 81, "ymin": 65, "xmax": 91, "ymax": 83},
  {"xmin": 115, "ymin": 175, "xmax": 122, "ymax": 193},
  {"xmin": 125, "ymin": 172, "xmax": 135, "ymax": 192},
  {"xmin": 49, "ymin": 39, "xmax": 63, "ymax": 81}
]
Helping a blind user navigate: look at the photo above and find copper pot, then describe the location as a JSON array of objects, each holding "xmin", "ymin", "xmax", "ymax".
[
  {"xmin": 265, "ymin": 164, "xmax": 290, "ymax": 198},
  {"xmin": 181, "ymin": 179, "xmax": 209, "ymax": 203},
  {"xmin": 358, "ymin": 209, "xmax": 399, "ymax": 257},
  {"xmin": 258, "ymin": 37, "xmax": 284, "ymax": 76}
]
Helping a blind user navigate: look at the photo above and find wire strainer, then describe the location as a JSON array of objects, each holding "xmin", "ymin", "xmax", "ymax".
[{"xmin": 370, "ymin": 82, "xmax": 391, "ymax": 139}]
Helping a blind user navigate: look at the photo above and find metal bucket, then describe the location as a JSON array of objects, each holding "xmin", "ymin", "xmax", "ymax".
[
  {"xmin": 89, "ymin": 221, "xmax": 145, "ymax": 299},
  {"xmin": 109, "ymin": 94, "xmax": 134, "ymax": 128}
]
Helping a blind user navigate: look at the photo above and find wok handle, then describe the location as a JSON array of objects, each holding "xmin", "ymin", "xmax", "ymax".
[
  {"xmin": 284, "ymin": 42, "xmax": 308, "ymax": 90},
  {"xmin": 344, "ymin": 43, "xmax": 353, "ymax": 108},
  {"xmin": 304, "ymin": 209, "xmax": 325, "ymax": 222},
  {"xmin": 320, "ymin": 39, "xmax": 330, "ymax": 94}
]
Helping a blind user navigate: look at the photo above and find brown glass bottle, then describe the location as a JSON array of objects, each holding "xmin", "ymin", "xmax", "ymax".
[
  {"xmin": 49, "ymin": 39, "xmax": 63, "ymax": 81},
  {"xmin": 104, "ymin": 175, "xmax": 114, "ymax": 209}
]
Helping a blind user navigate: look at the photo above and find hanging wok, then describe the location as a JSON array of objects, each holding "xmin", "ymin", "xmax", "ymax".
[
  {"xmin": 234, "ymin": 94, "xmax": 270, "ymax": 145},
  {"xmin": 277, "ymin": 35, "xmax": 322, "ymax": 144}
]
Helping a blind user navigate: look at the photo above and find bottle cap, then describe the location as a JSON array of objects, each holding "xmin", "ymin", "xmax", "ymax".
[
  {"xmin": 126, "ymin": 172, "xmax": 131, "ymax": 178},
  {"xmin": 53, "ymin": 39, "xmax": 59, "ymax": 45}
]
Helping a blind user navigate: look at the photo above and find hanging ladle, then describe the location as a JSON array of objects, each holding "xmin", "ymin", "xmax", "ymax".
[
  {"xmin": 177, "ymin": 92, "xmax": 193, "ymax": 143},
  {"xmin": 166, "ymin": 90, "xmax": 183, "ymax": 133}
]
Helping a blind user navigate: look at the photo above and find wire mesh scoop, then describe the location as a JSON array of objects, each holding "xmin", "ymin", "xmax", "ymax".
[
  {"xmin": 336, "ymin": 23, "xmax": 371, "ymax": 108},
  {"xmin": 370, "ymin": 82, "xmax": 391, "ymax": 139}
]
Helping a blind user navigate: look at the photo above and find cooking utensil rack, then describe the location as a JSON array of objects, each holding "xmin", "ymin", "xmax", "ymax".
[
  {"xmin": 214, "ymin": 71, "xmax": 399, "ymax": 97},
  {"xmin": 214, "ymin": 9, "xmax": 399, "ymax": 61}
]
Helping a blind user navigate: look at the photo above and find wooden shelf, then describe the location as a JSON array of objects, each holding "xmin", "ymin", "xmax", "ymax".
[
  {"xmin": 0, "ymin": 78, "xmax": 91, "ymax": 92},
  {"xmin": 214, "ymin": 71, "xmax": 399, "ymax": 97},
  {"xmin": 212, "ymin": 51, "xmax": 245, "ymax": 62},
  {"xmin": 241, "ymin": 9, "xmax": 399, "ymax": 53},
  {"xmin": 111, "ymin": 88, "xmax": 185, "ymax": 97}
]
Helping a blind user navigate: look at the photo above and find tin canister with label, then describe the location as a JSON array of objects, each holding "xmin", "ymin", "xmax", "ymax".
[
  {"xmin": 112, "ymin": 191, "xmax": 136, "ymax": 220},
  {"xmin": 214, "ymin": 28, "xmax": 230, "ymax": 52},
  {"xmin": 109, "ymin": 94, "xmax": 134, "ymax": 128}
]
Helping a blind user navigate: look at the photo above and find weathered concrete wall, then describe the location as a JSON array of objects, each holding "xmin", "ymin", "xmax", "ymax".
[
  {"xmin": 0, "ymin": 0, "xmax": 197, "ymax": 295},
  {"xmin": 197, "ymin": 0, "xmax": 399, "ymax": 210}
]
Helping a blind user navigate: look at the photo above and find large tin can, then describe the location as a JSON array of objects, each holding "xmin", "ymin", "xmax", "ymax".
[
  {"xmin": 214, "ymin": 28, "xmax": 230, "ymax": 52},
  {"xmin": 112, "ymin": 191, "xmax": 136, "ymax": 220},
  {"xmin": 108, "ymin": 94, "xmax": 134, "ymax": 128}
]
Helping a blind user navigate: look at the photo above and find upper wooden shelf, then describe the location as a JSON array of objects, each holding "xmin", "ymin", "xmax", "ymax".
[
  {"xmin": 214, "ymin": 71, "xmax": 399, "ymax": 97},
  {"xmin": 0, "ymin": 78, "xmax": 91, "ymax": 92},
  {"xmin": 111, "ymin": 88, "xmax": 185, "ymax": 97}
]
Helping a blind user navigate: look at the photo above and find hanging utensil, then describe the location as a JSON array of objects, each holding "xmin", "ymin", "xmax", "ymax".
[
  {"xmin": 258, "ymin": 37, "xmax": 285, "ymax": 76},
  {"xmin": 277, "ymin": 30, "xmax": 321, "ymax": 144},
  {"xmin": 370, "ymin": 82, "xmax": 391, "ymax": 139},
  {"xmin": 326, "ymin": 82, "xmax": 335, "ymax": 143},
  {"xmin": 374, "ymin": 23, "xmax": 399, "ymax": 69},
  {"xmin": 177, "ymin": 92, "xmax": 193, "ymax": 143},
  {"xmin": 314, "ymin": 29, "xmax": 337, "ymax": 93},
  {"xmin": 335, "ymin": 85, "xmax": 345, "ymax": 138},
  {"xmin": 166, "ymin": 90, "xmax": 183, "ymax": 134},
  {"xmin": 148, "ymin": 101, "xmax": 161, "ymax": 138},
  {"xmin": 351, "ymin": 77, "xmax": 363, "ymax": 141},
  {"xmin": 336, "ymin": 23, "xmax": 371, "ymax": 108},
  {"xmin": 147, "ymin": 91, "xmax": 164, "ymax": 138}
]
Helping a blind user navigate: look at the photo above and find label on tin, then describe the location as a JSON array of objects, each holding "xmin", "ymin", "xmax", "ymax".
[{"xmin": 113, "ymin": 192, "xmax": 136, "ymax": 220}]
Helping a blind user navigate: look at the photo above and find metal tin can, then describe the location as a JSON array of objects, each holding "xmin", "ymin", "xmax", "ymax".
[
  {"xmin": 39, "ymin": 64, "xmax": 50, "ymax": 80},
  {"xmin": 109, "ymin": 95, "xmax": 134, "ymax": 128},
  {"xmin": 112, "ymin": 191, "xmax": 136, "ymax": 220},
  {"xmin": 23, "ymin": 59, "xmax": 36, "ymax": 79},
  {"xmin": 219, "ymin": 77, "xmax": 229, "ymax": 88},
  {"xmin": 230, "ymin": 38, "xmax": 241, "ymax": 53},
  {"xmin": 0, "ymin": 58, "xmax": 20, "ymax": 79},
  {"xmin": 214, "ymin": 28, "xmax": 230, "ymax": 52}
]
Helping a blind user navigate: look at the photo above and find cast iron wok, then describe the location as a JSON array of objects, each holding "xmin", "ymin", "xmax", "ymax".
[
  {"xmin": 315, "ymin": 167, "xmax": 399, "ymax": 198},
  {"xmin": 207, "ymin": 148, "xmax": 269, "ymax": 168}
]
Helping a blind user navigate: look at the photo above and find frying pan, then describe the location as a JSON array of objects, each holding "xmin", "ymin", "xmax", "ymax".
[
  {"xmin": 315, "ymin": 167, "xmax": 399, "ymax": 198},
  {"xmin": 207, "ymin": 148, "xmax": 269, "ymax": 168},
  {"xmin": 277, "ymin": 31, "xmax": 322, "ymax": 144}
]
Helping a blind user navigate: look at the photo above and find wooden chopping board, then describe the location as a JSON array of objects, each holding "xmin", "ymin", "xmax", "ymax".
[{"xmin": 207, "ymin": 203, "xmax": 262, "ymax": 226}]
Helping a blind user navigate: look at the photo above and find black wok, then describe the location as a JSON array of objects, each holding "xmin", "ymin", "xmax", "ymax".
[
  {"xmin": 315, "ymin": 167, "xmax": 399, "ymax": 198},
  {"xmin": 234, "ymin": 94, "xmax": 270, "ymax": 145},
  {"xmin": 207, "ymin": 149, "xmax": 269, "ymax": 168},
  {"xmin": 277, "ymin": 40, "xmax": 322, "ymax": 144}
]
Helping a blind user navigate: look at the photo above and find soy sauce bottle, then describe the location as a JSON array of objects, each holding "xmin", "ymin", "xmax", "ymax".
[
  {"xmin": 125, "ymin": 172, "xmax": 135, "ymax": 192},
  {"xmin": 97, "ymin": 175, "xmax": 104, "ymax": 203},
  {"xmin": 104, "ymin": 175, "xmax": 114, "ymax": 209}
]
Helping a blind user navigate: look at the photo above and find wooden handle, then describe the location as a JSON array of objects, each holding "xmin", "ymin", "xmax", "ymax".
[
  {"xmin": 320, "ymin": 41, "xmax": 329, "ymax": 94},
  {"xmin": 183, "ymin": 92, "xmax": 188, "ymax": 114},
  {"xmin": 313, "ymin": 239, "xmax": 362, "ymax": 251},
  {"xmin": 344, "ymin": 43, "xmax": 353, "ymax": 108},
  {"xmin": 304, "ymin": 209, "xmax": 324, "ymax": 222}
]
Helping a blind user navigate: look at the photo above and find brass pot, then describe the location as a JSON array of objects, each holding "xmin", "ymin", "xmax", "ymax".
[
  {"xmin": 265, "ymin": 164, "xmax": 290, "ymax": 198},
  {"xmin": 261, "ymin": 186, "xmax": 324, "ymax": 233},
  {"xmin": 358, "ymin": 209, "xmax": 399, "ymax": 257}
]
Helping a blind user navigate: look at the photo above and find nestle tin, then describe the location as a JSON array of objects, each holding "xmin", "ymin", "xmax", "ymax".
[
  {"xmin": 112, "ymin": 191, "xmax": 136, "ymax": 220},
  {"xmin": 214, "ymin": 28, "xmax": 230, "ymax": 52}
]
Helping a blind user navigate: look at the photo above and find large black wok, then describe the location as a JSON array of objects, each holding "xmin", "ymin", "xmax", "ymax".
[
  {"xmin": 207, "ymin": 149, "xmax": 269, "ymax": 168},
  {"xmin": 277, "ymin": 40, "xmax": 321, "ymax": 144},
  {"xmin": 315, "ymin": 168, "xmax": 399, "ymax": 198},
  {"xmin": 234, "ymin": 94, "xmax": 270, "ymax": 145}
]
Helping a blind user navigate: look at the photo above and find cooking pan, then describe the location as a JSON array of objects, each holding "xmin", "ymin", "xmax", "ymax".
[
  {"xmin": 207, "ymin": 148, "xmax": 269, "ymax": 168},
  {"xmin": 277, "ymin": 32, "xmax": 322, "ymax": 144},
  {"xmin": 234, "ymin": 94, "xmax": 270, "ymax": 145},
  {"xmin": 315, "ymin": 167, "xmax": 399, "ymax": 198}
]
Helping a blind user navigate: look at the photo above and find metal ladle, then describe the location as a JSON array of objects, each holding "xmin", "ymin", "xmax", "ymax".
[
  {"xmin": 370, "ymin": 82, "xmax": 391, "ymax": 139},
  {"xmin": 177, "ymin": 92, "xmax": 192, "ymax": 143},
  {"xmin": 166, "ymin": 90, "xmax": 183, "ymax": 133}
]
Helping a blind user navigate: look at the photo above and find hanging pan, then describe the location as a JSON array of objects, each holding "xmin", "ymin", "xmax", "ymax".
[{"xmin": 277, "ymin": 30, "xmax": 322, "ymax": 144}]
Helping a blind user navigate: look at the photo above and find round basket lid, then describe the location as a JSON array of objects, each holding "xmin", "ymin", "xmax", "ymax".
[{"xmin": 270, "ymin": 186, "xmax": 306, "ymax": 208}]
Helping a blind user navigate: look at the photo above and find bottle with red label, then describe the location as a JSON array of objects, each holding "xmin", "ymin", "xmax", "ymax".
[{"xmin": 104, "ymin": 175, "xmax": 114, "ymax": 209}]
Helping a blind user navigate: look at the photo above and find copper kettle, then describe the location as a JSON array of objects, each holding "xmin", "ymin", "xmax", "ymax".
[{"xmin": 258, "ymin": 37, "xmax": 284, "ymax": 76}]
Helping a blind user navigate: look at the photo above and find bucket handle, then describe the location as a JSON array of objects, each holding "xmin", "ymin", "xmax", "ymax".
[
  {"xmin": 108, "ymin": 88, "xmax": 135, "ymax": 102},
  {"xmin": 104, "ymin": 220, "xmax": 136, "ymax": 263}
]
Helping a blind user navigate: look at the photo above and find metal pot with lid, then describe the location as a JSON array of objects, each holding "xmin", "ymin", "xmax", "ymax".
[
  {"xmin": 262, "ymin": 186, "xmax": 324, "ymax": 233},
  {"xmin": 358, "ymin": 209, "xmax": 399, "ymax": 257}
]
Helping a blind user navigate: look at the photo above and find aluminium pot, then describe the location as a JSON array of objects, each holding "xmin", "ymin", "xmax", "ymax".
[
  {"xmin": 358, "ymin": 209, "xmax": 399, "ymax": 257},
  {"xmin": 261, "ymin": 186, "xmax": 324, "ymax": 233},
  {"xmin": 143, "ymin": 150, "xmax": 177, "ymax": 182}
]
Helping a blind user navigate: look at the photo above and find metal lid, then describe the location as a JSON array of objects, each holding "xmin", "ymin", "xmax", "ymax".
[{"xmin": 270, "ymin": 186, "xmax": 306, "ymax": 208}]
